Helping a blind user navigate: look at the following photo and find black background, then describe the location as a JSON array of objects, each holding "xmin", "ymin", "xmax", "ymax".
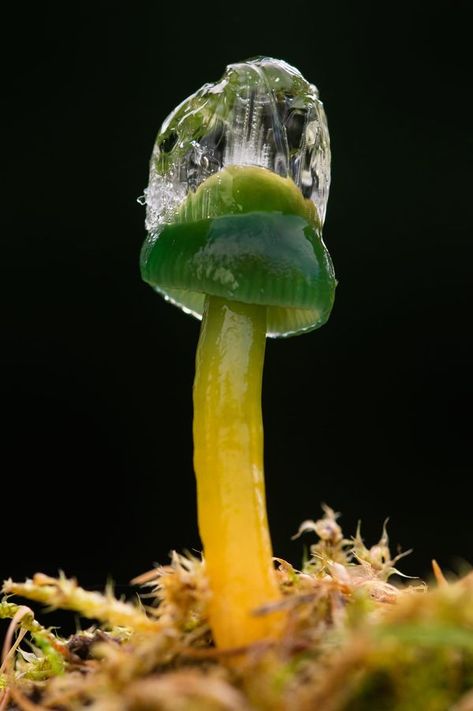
[{"xmin": 2, "ymin": 1, "xmax": 471, "ymax": 595}]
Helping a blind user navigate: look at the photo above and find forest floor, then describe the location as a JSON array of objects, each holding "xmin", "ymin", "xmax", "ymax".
[{"xmin": 1, "ymin": 506, "xmax": 473, "ymax": 711}]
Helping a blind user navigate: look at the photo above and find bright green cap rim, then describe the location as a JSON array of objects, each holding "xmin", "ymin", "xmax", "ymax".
[{"xmin": 141, "ymin": 211, "xmax": 336, "ymax": 337}]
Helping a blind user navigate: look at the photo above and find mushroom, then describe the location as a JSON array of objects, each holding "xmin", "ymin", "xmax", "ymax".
[{"xmin": 140, "ymin": 58, "xmax": 335, "ymax": 649}]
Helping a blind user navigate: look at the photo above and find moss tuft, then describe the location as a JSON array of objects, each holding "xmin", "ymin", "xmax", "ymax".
[{"xmin": 1, "ymin": 508, "xmax": 472, "ymax": 710}]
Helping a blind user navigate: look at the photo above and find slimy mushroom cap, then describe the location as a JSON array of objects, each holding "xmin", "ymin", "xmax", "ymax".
[{"xmin": 140, "ymin": 57, "xmax": 336, "ymax": 337}]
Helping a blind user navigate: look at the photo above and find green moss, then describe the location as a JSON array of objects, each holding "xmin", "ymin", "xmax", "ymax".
[{"xmin": 1, "ymin": 510, "xmax": 472, "ymax": 710}]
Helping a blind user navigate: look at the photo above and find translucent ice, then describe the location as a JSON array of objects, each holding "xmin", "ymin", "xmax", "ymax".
[{"xmin": 141, "ymin": 57, "xmax": 331, "ymax": 233}]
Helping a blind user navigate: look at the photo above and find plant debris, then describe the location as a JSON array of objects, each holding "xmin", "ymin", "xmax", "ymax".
[{"xmin": 1, "ymin": 507, "xmax": 472, "ymax": 710}]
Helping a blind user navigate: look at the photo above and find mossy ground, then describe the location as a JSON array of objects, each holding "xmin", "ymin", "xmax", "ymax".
[{"xmin": 1, "ymin": 507, "xmax": 472, "ymax": 711}]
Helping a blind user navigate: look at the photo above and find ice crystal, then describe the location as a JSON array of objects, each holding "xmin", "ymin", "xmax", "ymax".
[{"xmin": 141, "ymin": 57, "xmax": 330, "ymax": 232}]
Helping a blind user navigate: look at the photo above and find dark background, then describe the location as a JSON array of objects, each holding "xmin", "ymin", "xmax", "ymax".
[{"xmin": 2, "ymin": 1, "xmax": 471, "ymax": 596}]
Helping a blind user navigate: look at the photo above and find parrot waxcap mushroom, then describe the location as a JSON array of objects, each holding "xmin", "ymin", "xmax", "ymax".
[{"xmin": 140, "ymin": 57, "xmax": 335, "ymax": 649}]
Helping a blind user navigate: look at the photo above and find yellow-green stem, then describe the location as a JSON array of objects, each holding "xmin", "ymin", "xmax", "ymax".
[{"xmin": 193, "ymin": 295, "xmax": 282, "ymax": 649}]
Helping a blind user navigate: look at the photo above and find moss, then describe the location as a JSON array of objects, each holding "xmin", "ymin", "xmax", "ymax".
[{"xmin": 1, "ymin": 508, "xmax": 472, "ymax": 710}]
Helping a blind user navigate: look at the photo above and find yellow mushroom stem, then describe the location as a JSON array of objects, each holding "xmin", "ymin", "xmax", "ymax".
[{"xmin": 193, "ymin": 295, "xmax": 282, "ymax": 649}]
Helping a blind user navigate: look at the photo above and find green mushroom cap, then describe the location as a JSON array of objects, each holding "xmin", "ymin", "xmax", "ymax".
[
  {"xmin": 140, "ymin": 57, "xmax": 336, "ymax": 337},
  {"xmin": 141, "ymin": 166, "xmax": 336, "ymax": 337}
]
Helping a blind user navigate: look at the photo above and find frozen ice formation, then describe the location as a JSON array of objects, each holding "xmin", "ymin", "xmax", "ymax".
[{"xmin": 141, "ymin": 57, "xmax": 331, "ymax": 233}]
